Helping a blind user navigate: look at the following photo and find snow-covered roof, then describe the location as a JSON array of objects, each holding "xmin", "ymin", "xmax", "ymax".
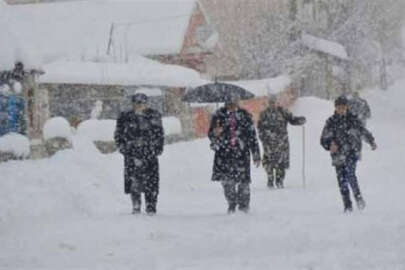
[
  {"xmin": 230, "ymin": 75, "xmax": 292, "ymax": 97},
  {"xmin": 134, "ymin": 87, "xmax": 163, "ymax": 97},
  {"xmin": 39, "ymin": 56, "xmax": 207, "ymax": 87},
  {"xmin": 7, "ymin": 0, "xmax": 197, "ymax": 63},
  {"xmin": 302, "ymin": 34, "xmax": 349, "ymax": 60}
]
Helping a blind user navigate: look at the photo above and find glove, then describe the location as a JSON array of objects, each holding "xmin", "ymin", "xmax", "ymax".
[{"xmin": 371, "ymin": 142, "xmax": 377, "ymax": 151}]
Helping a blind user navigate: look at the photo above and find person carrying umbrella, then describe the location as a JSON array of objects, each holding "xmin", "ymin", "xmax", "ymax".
[
  {"xmin": 208, "ymin": 94, "xmax": 261, "ymax": 214},
  {"xmin": 257, "ymin": 95, "xmax": 306, "ymax": 189}
]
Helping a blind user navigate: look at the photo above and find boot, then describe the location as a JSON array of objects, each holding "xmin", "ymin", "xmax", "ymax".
[
  {"xmin": 344, "ymin": 206, "xmax": 353, "ymax": 213},
  {"xmin": 227, "ymin": 203, "xmax": 236, "ymax": 214},
  {"xmin": 267, "ymin": 180, "xmax": 275, "ymax": 189},
  {"xmin": 276, "ymin": 179, "xmax": 284, "ymax": 189},
  {"xmin": 343, "ymin": 200, "xmax": 353, "ymax": 213},
  {"xmin": 356, "ymin": 196, "xmax": 366, "ymax": 210}
]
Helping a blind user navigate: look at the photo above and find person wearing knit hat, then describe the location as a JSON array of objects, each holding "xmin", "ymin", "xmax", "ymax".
[
  {"xmin": 321, "ymin": 95, "xmax": 377, "ymax": 213},
  {"xmin": 114, "ymin": 93, "xmax": 164, "ymax": 215}
]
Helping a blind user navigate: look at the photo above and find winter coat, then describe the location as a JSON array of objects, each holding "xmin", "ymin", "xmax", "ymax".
[
  {"xmin": 258, "ymin": 107, "xmax": 305, "ymax": 169},
  {"xmin": 208, "ymin": 107, "xmax": 260, "ymax": 183},
  {"xmin": 114, "ymin": 108, "xmax": 164, "ymax": 194},
  {"xmin": 349, "ymin": 97, "xmax": 371, "ymax": 123},
  {"xmin": 320, "ymin": 112, "xmax": 375, "ymax": 167}
]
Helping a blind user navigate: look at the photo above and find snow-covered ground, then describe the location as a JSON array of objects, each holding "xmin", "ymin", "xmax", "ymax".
[{"xmin": 1, "ymin": 79, "xmax": 405, "ymax": 269}]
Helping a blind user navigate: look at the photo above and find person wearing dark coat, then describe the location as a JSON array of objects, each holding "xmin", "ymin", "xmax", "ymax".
[
  {"xmin": 114, "ymin": 93, "xmax": 164, "ymax": 215},
  {"xmin": 349, "ymin": 92, "xmax": 371, "ymax": 126},
  {"xmin": 208, "ymin": 98, "xmax": 261, "ymax": 214},
  {"xmin": 257, "ymin": 96, "xmax": 306, "ymax": 189},
  {"xmin": 321, "ymin": 95, "xmax": 377, "ymax": 213}
]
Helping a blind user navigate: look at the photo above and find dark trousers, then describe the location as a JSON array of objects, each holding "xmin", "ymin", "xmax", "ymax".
[
  {"xmin": 128, "ymin": 158, "xmax": 159, "ymax": 213},
  {"xmin": 131, "ymin": 190, "xmax": 158, "ymax": 213},
  {"xmin": 335, "ymin": 157, "xmax": 362, "ymax": 209},
  {"xmin": 130, "ymin": 178, "xmax": 158, "ymax": 213},
  {"xmin": 221, "ymin": 180, "xmax": 250, "ymax": 210},
  {"xmin": 266, "ymin": 165, "xmax": 286, "ymax": 187}
]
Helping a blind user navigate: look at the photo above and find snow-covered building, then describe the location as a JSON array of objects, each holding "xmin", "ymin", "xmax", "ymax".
[
  {"xmin": 36, "ymin": 57, "xmax": 208, "ymax": 140},
  {"xmin": 0, "ymin": 0, "xmax": 221, "ymax": 157},
  {"xmin": 7, "ymin": 0, "xmax": 217, "ymax": 73},
  {"xmin": 298, "ymin": 33, "xmax": 351, "ymax": 99}
]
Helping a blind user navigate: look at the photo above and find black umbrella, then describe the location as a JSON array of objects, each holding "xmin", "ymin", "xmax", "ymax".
[{"xmin": 182, "ymin": 82, "xmax": 255, "ymax": 103}]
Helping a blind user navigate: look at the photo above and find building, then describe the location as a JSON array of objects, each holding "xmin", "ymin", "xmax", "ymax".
[{"xmin": 1, "ymin": 0, "xmax": 220, "ymax": 157}]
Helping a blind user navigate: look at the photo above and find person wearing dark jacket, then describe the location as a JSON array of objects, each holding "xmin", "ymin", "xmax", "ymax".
[
  {"xmin": 258, "ymin": 95, "xmax": 306, "ymax": 189},
  {"xmin": 321, "ymin": 95, "xmax": 377, "ymax": 213},
  {"xmin": 114, "ymin": 93, "xmax": 164, "ymax": 215},
  {"xmin": 208, "ymin": 97, "xmax": 261, "ymax": 214},
  {"xmin": 349, "ymin": 92, "xmax": 371, "ymax": 126}
]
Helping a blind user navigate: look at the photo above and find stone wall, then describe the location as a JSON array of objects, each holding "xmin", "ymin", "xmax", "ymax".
[
  {"xmin": 41, "ymin": 83, "xmax": 175, "ymax": 121},
  {"xmin": 39, "ymin": 83, "xmax": 195, "ymax": 139}
]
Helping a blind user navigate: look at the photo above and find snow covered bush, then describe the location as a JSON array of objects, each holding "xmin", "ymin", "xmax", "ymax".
[
  {"xmin": 0, "ymin": 133, "xmax": 30, "ymax": 162},
  {"xmin": 43, "ymin": 117, "xmax": 73, "ymax": 156},
  {"xmin": 43, "ymin": 117, "xmax": 73, "ymax": 141}
]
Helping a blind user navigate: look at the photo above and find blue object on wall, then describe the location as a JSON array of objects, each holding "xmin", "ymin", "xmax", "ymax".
[{"xmin": 0, "ymin": 94, "xmax": 25, "ymax": 136}]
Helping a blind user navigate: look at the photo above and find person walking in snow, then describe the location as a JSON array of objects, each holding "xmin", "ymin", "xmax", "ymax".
[
  {"xmin": 349, "ymin": 92, "xmax": 371, "ymax": 126},
  {"xmin": 321, "ymin": 95, "xmax": 377, "ymax": 213},
  {"xmin": 208, "ymin": 96, "xmax": 261, "ymax": 214},
  {"xmin": 257, "ymin": 95, "xmax": 306, "ymax": 189},
  {"xmin": 114, "ymin": 93, "xmax": 164, "ymax": 215}
]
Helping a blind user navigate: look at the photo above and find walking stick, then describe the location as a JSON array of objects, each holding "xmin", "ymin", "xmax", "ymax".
[{"xmin": 302, "ymin": 125, "xmax": 306, "ymax": 188}]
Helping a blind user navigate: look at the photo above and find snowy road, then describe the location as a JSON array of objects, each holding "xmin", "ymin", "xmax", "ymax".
[{"xmin": 1, "ymin": 82, "xmax": 405, "ymax": 270}]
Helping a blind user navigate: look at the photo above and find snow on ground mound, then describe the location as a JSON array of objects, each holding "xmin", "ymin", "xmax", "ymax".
[
  {"xmin": 43, "ymin": 117, "xmax": 72, "ymax": 141},
  {"xmin": 0, "ymin": 133, "xmax": 30, "ymax": 157},
  {"xmin": 1, "ymin": 79, "xmax": 405, "ymax": 269},
  {"xmin": 77, "ymin": 119, "xmax": 116, "ymax": 141}
]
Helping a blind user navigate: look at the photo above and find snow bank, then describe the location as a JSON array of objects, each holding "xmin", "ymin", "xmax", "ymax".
[
  {"xmin": 39, "ymin": 59, "xmax": 207, "ymax": 87},
  {"xmin": 0, "ymin": 133, "xmax": 30, "ymax": 157},
  {"xmin": 1, "ymin": 78, "xmax": 405, "ymax": 269},
  {"xmin": 77, "ymin": 119, "xmax": 116, "ymax": 142},
  {"xmin": 43, "ymin": 117, "xmax": 72, "ymax": 141},
  {"xmin": 163, "ymin": 116, "xmax": 182, "ymax": 135}
]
